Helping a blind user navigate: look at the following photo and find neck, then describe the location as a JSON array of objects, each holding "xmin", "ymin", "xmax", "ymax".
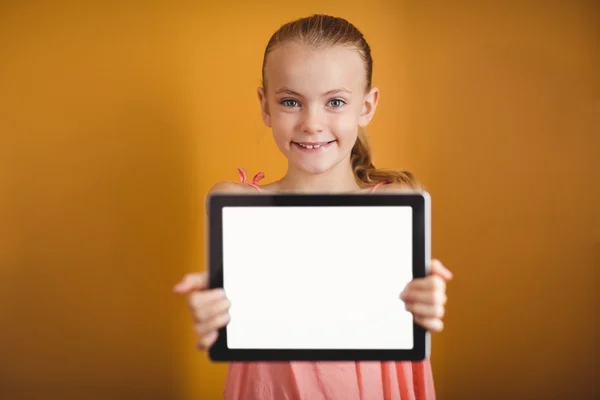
[{"xmin": 277, "ymin": 157, "xmax": 362, "ymax": 193}]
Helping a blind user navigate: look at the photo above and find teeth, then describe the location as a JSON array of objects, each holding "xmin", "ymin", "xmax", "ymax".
[{"xmin": 297, "ymin": 143, "xmax": 323, "ymax": 149}]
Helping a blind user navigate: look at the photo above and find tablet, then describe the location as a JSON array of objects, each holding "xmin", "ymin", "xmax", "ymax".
[{"xmin": 207, "ymin": 192, "xmax": 431, "ymax": 362}]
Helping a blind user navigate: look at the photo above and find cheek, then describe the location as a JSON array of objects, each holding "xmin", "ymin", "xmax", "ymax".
[
  {"xmin": 271, "ymin": 113, "xmax": 296, "ymax": 136},
  {"xmin": 270, "ymin": 113, "xmax": 298, "ymax": 149},
  {"xmin": 330, "ymin": 112, "xmax": 360, "ymax": 141}
]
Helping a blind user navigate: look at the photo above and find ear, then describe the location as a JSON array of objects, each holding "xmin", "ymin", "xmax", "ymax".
[
  {"xmin": 358, "ymin": 87, "xmax": 380, "ymax": 128},
  {"xmin": 257, "ymin": 87, "xmax": 272, "ymax": 128}
]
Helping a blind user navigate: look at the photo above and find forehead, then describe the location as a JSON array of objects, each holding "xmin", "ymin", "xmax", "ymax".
[{"xmin": 264, "ymin": 42, "xmax": 366, "ymax": 93}]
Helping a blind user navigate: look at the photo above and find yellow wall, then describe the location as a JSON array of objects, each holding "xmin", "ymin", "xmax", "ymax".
[{"xmin": 0, "ymin": 2, "xmax": 598, "ymax": 399}]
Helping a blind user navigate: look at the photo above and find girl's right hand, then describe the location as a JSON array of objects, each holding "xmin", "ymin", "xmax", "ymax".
[{"xmin": 173, "ymin": 272, "xmax": 232, "ymax": 350}]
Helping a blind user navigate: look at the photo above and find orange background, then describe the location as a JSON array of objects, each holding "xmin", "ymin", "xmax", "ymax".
[{"xmin": 1, "ymin": 1, "xmax": 598, "ymax": 399}]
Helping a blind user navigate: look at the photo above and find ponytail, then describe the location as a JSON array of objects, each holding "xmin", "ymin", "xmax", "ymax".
[{"xmin": 351, "ymin": 128, "xmax": 422, "ymax": 189}]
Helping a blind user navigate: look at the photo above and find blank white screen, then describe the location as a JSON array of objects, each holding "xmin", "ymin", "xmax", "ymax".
[{"xmin": 222, "ymin": 206, "xmax": 414, "ymax": 350}]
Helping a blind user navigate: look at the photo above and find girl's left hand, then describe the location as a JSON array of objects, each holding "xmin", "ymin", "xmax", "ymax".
[{"xmin": 400, "ymin": 259, "xmax": 453, "ymax": 332}]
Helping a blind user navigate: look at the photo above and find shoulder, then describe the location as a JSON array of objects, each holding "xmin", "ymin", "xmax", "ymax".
[
  {"xmin": 373, "ymin": 182, "xmax": 423, "ymax": 193},
  {"xmin": 207, "ymin": 181, "xmax": 258, "ymax": 195},
  {"xmin": 204, "ymin": 181, "xmax": 258, "ymax": 214}
]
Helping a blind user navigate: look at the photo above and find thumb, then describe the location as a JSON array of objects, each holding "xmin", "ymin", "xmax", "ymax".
[
  {"xmin": 173, "ymin": 272, "xmax": 208, "ymax": 294},
  {"xmin": 430, "ymin": 259, "xmax": 453, "ymax": 281}
]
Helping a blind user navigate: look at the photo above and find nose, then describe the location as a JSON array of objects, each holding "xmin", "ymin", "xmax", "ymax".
[{"xmin": 300, "ymin": 106, "xmax": 324, "ymax": 135}]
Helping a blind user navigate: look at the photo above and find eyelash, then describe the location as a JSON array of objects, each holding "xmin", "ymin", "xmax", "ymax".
[{"xmin": 280, "ymin": 98, "xmax": 346, "ymax": 108}]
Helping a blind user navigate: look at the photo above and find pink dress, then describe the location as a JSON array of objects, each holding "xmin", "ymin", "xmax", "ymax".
[{"xmin": 223, "ymin": 169, "xmax": 437, "ymax": 400}]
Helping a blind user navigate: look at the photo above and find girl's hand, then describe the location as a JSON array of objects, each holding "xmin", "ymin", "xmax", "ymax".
[
  {"xmin": 400, "ymin": 259, "xmax": 453, "ymax": 332},
  {"xmin": 173, "ymin": 272, "xmax": 231, "ymax": 350}
]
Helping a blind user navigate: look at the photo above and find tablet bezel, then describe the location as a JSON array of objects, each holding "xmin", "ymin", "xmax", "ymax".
[{"xmin": 207, "ymin": 192, "xmax": 431, "ymax": 362}]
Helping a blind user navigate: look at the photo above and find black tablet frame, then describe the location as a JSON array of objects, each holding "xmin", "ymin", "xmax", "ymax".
[{"xmin": 207, "ymin": 192, "xmax": 431, "ymax": 362}]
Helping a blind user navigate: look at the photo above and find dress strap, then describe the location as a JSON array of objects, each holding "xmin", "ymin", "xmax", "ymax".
[
  {"xmin": 370, "ymin": 179, "xmax": 392, "ymax": 192},
  {"xmin": 237, "ymin": 167, "xmax": 264, "ymax": 193}
]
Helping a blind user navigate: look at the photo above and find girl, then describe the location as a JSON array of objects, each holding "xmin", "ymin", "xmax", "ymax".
[{"xmin": 174, "ymin": 14, "xmax": 453, "ymax": 400}]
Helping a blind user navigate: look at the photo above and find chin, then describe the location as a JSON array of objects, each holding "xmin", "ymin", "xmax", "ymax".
[
  {"xmin": 293, "ymin": 158, "xmax": 340, "ymax": 176},
  {"xmin": 298, "ymin": 165, "xmax": 332, "ymax": 176}
]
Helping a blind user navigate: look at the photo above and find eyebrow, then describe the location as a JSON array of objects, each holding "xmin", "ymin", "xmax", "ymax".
[{"xmin": 274, "ymin": 87, "xmax": 352, "ymax": 97}]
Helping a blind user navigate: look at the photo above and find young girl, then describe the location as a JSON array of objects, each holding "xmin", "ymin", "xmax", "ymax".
[{"xmin": 174, "ymin": 14, "xmax": 453, "ymax": 400}]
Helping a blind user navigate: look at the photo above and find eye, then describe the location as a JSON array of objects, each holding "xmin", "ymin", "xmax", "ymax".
[
  {"xmin": 281, "ymin": 99, "xmax": 300, "ymax": 107},
  {"xmin": 328, "ymin": 99, "xmax": 346, "ymax": 108}
]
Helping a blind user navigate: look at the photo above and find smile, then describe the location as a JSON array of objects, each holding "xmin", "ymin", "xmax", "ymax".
[{"xmin": 292, "ymin": 140, "xmax": 336, "ymax": 150}]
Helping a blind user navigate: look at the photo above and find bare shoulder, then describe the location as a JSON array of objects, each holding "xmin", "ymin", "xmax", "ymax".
[
  {"xmin": 204, "ymin": 181, "xmax": 257, "ymax": 214},
  {"xmin": 207, "ymin": 181, "xmax": 258, "ymax": 195},
  {"xmin": 374, "ymin": 183, "xmax": 423, "ymax": 193}
]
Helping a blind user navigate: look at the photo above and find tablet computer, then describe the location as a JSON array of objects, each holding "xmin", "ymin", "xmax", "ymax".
[{"xmin": 207, "ymin": 192, "xmax": 431, "ymax": 362}]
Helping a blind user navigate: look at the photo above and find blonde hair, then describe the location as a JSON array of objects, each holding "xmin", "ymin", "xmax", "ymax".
[{"xmin": 261, "ymin": 14, "xmax": 421, "ymax": 189}]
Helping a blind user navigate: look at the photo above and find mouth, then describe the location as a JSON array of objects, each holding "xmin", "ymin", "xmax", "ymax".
[{"xmin": 291, "ymin": 140, "xmax": 336, "ymax": 150}]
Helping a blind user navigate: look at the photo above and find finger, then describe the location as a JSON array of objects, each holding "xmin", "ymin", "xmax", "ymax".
[
  {"xmin": 404, "ymin": 301, "xmax": 445, "ymax": 319},
  {"xmin": 173, "ymin": 272, "xmax": 208, "ymax": 294},
  {"xmin": 197, "ymin": 330, "xmax": 219, "ymax": 350},
  {"xmin": 192, "ymin": 296, "xmax": 231, "ymax": 323},
  {"xmin": 189, "ymin": 288, "xmax": 227, "ymax": 312},
  {"xmin": 403, "ymin": 275, "xmax": 446, "ymax": 292},
  {"xmin": 414, "ymin": 316, "xmax": 444, "ymax": 333},
  {"xmin": 195, "ymin": 312, "xmax": 231, "ymax": 336},
  {"xmin": 430, "ymin": 259, "xmax": 453, "ymax": 280},
  {"xmin": 400, "ymin": 289, "xmax": 447, "ymax": 305}
]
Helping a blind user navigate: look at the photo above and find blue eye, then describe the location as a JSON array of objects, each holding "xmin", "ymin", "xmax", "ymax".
[
  {"xmin": 328, "ymin": 99, "xmax": 346, "ymax": 108},
  {"xmin": 281, "ymin": 99, "xmax": 300, "ymax": 107}
]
